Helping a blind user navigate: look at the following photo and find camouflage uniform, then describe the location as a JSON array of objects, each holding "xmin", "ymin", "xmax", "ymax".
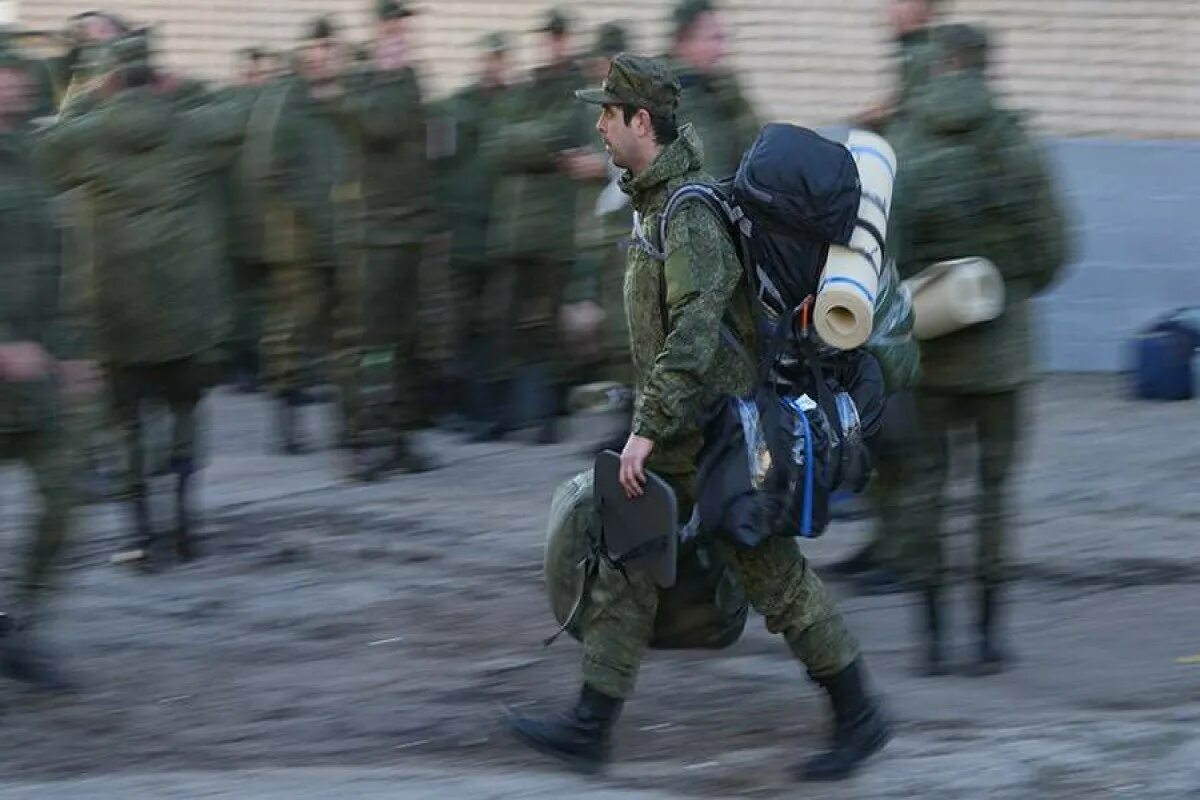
[
  {"xmin": 508, "ymin": 55, "xmax": 890, "ymax": 781},
  {"xmin": 887, "ymin": 34, "xmax": 1070, "ymax": 668},
  {"xmin": 0, "ymin": 128, "xmax": 75, "ymax": 611},
  {"xmin": 483, "ymin": 53, "xmax": 590, "ymax": 439},
  {"xmin": 327, "ymin": 60, "xmax": 433, "ymax": 454},
  {"xmin": 431, "ymin": 39, "xmax": 512, "ymax": 425},
  {"xmin": 40, "ymin": 61, "xmax": 245, "ymax": 556}
]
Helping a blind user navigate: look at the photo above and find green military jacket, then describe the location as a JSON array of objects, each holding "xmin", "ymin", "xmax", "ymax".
[
  {"xmin": 671, "ymin": 62, "xmax": 761, "ymax": 180},
  {"xmin": 248, "ymin": 77, "xmax": 358, "ymax": 269},
  {"xmin": 0, "ymin": 131, "xmax": 65, "ymax": 432},
  {"xmin": 484, "ymin": 60, "xmax": 590, "ymax": 262},
  {"xmin": 888, "ymin": 71, "xmax": 1070, "ymax": 392},
  {"xmin": 40, "ymin": 82, "xmax": 245, "ymax": 366},
  {"xmin": 434, "ymin": 79, "xmax": 510, "ymax": 268},
  {"xmin": 329, "ymin": 65, "xmax": 431, "ymax": 247},
  {"xmin": 217, "ymin": 84, "xmax": 267, "ymax": 266},
  {"xmin": 623, "ymin": 124, "xmax": 756, "ymax": 476}
]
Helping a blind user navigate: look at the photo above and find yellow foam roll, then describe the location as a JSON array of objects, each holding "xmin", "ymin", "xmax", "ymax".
[
  {"xmin": 906, "ymin": 257, "xmax": 1006, "ymax": 340},
  {"xmin": 815, "ymin": 247, "xmax": 879, "ymax": 350}
]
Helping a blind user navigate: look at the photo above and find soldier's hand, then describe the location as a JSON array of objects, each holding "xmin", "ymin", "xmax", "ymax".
[
  {"xmin": 60, "ymin": 359, "xmax": 102, "ymax": 396},
  {"xmin": 619, "ymin": 435, "xmax": 655, "ymax": 499},
  {"xmin": 0, "ymin": 342, "xmax": 51, "ymax": 383}
]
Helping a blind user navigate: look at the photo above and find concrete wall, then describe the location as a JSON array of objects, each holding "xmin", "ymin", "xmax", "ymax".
[{"xmin": 1038, "ymin": 139, "xmax": 1200, "ymax": 373}]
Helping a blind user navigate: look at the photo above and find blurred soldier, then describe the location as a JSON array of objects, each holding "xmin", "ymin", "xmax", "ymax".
[
  {"xmin": 482, "ymin": 8, "xmax": 590, "ymax": 444},
  {"xmin": 222, "ymin": 47, "xmax": 276, "ymax": 395},
  {"xmin": 249, "ymin": 17, "xmax": 356, "ymax": 455},
  {"xmin": 41, "ymin": 30, "xmax": 244, "ymax": 567},
  {"xmin": 667, "ymin": 0, "xmax": 760, "ymax": 180},
  {"xmin": 322, "ymin": 0, "xmax": 437, "ymax": 479},
  {"xmin": 0, "ymin": 51, "xmax": 87, "ymax": 690},
  {"xmin": 54, "ymin": 10, "xmax": 132, "ymax": 115},
  {"xmin": 889, "ymin": 25, "xmax": 1070, "ymax": 676},
  {"xmin": 0, "ymin": 27, "xmax": 64, "ymax": 126},
  {"xmin": 830, "ymin": 0, "xmax": 946, "ymax": 590},
  {"xmin": 506, "ymin": 54, "xmax": 891, "ymax": 781},
  {"xmin": 559, "ymin": 22, "xmax": 634, "ymax": 452},
  {"xmin": 431, "ymin": 32, "xmax": 512, "ymax": 437}
]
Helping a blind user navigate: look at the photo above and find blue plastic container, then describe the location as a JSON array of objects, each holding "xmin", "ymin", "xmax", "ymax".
[{"xmin": 1131, "ymin": 327, "xmax": 1195, "ymax": 402}]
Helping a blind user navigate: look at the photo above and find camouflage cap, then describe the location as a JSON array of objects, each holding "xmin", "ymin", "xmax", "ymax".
[
  {"xmin": 673, "ymin": 0, "xmax": 715, "ymax": 38},
  {"xmin": 591, "ymin": 22, "xmax": 628, "ymax": 58},
  {"xmin": 480, "ymin": 31, "xmax": 509, "ymax": 55},
  {"xmin": 302, "ymin": 15, "xmax": 339, "ymax": 42},
  {"xmin": 376, "ymin": 0, "xmax": 417, "ymax": 21},
  {"xmin": 536, "ymin": 8, "xmax": 570, "ymax": 37},
  {"xmin": 575, "ymin": 53, "xmax": 680, "ymax": 118}
]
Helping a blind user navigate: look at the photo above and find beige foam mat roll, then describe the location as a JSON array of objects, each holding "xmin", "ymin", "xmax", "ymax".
[
  {"xmin": 906, "ymin": 257, "xmax": 1006, "ymax": 340},
  {"xmin": 815, "ymin": 247, "xmax": 879, "ymax": 350}
]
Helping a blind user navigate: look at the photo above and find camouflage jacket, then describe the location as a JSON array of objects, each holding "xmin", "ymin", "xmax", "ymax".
[
  {"xmin": 328, "ymin": 65, "xmax": 432, "ymax": 247},
  {"xmin": 433, "ymin": 79, "xmax": 510, "ymax": 268},
  {"xmin": 888, "ymin": 71, "xmax": 1071, "ymax": 392},
  {"xmin": 623, "ymin": 124, "xmax": 756, "ymax": 475},
  {"xmin": 40, "ymin": 82, "xmax": 245, "ymax": 366},
  {"xmin": 247, "ymin": 77, "xmax": 358, "ymax": 268},
  {"xmin": 671, "ymin": 62, "xmax": 761, "ymax": 180},
  {"xmin": 218, "ymin": 84, "xmax": 267, "ymax": 265},
  {"xmin": 0, "ymin": 131, "xmax": 65, "ymax": 432},
  {"xmin": 483, "ymin": 60, "xmax": 590, "ymax": 261}
]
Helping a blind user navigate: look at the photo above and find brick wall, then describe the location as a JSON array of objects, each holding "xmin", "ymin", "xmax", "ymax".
[{"xmin": 16, "ymin": 0, "xmax": 1199, "ymax": 139}]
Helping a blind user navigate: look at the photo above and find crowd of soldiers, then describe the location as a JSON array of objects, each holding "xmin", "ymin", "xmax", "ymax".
[{"xmin": 1, "ymin": 0, "xmax": 1068, "ymax": 784}]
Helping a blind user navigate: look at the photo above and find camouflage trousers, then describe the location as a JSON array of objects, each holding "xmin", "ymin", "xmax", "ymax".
[
  {"xmin": 1, "ymin": 425, "xmax": 75, "ymax": 610},
  {"xmin": 451, "ymin": 258, "xmax": 508, "ymax": 381},
  {"xmin": 106, "ymin": 358, "xmax": 210, "ymax": 494},
  {"xmin": 262, "ymin": 262, "xmax": 339, "ymax": 395},
  {"xmin": 565, "ymin": 472, "xmax": 860, "ymax": 699},
  {"xmin": 340, "ymin": 244, "xmax": 424, "ymax": 447},
  {"xmin": 863, "ymin": 392, "xmax": 919, "ymax": 566},
  {"xmin": 900, "ymin": 389, "xmax": 1024, "ymax": 587},
  {"xmin": 505, "ymin": 253, "xmax": 568, "ymax": 382}
]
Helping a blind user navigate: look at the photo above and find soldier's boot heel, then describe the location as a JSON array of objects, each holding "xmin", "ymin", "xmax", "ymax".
[
  {"xmin": 504, "ymin": 684, "xmax": 622, "ymax": 774},
  {"xmin": 920, "ymin": 584, "xmax": 949, "ymax": 677},
  {"xmin": 173, "ymin": 462, "xmax": 196, "ymax": 563},
  {"xmin": 113, "ymin": 491, "xmax": 155, "ymax": 570},
  {"xmin": 799, "ymin": 659, "xmax": 893, "ymax": 782},
  {"xmin": 964, "ymin": 582, "xmax": 1012, "ymax": 677}
]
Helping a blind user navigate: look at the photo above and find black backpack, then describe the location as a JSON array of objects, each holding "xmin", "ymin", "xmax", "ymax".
[{"xmin": 632, "ymin": 122, "xmax": 889, "ymax": 543}]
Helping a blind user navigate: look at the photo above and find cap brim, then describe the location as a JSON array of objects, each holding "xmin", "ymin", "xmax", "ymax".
[{"xmin": 575, "ymin": 87, "xmax": 621, "ymax": 105}]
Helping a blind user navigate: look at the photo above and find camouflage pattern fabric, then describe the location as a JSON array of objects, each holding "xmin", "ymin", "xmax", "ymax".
[{"xmin": 900, "ymin": 389, "xmax": 1023, "ymax": 587}]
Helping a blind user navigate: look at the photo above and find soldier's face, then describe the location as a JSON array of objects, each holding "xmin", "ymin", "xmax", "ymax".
[
  {"xmin": 888, "ymin": 0, "xmax": 931, "ymax": 37},
  {"xmin": 677, "ymin": 12, "xmax": 727, "ymax": 73},
  {"xmin": 0, "ymin": 68, "xmax": 30, "ymax": 125},
  {"xmin": 544, "ymin": 33, "xmax": 569, "ymax": 65},
  {"xmin": 303, "ymin": 38, "xmax": 343, "ymax": 82},
  {"xmin": 597, "ymin": 104, "xmax": 644, "ymax": 171}
]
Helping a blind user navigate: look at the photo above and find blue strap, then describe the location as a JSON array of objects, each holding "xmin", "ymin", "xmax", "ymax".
[
  {"xmin": 818, "ymin": 275, "xmax": 877, "ymax": 306},
  {"xmin": 799, "ymin": 404, "xmax": 814, "ymax": 538}
]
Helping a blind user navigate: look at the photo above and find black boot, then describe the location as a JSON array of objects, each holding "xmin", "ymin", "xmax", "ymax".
[
  {"xmin": 390, "ymin": 436, "xmax": 438, "ymax": 474},
  {"xmin": 113, "ymin": 489, "xmax": 155, "ymax": 569},
  {"xmin": 826, "ymin": 545, "xmax": 877, "ymax": 579},
  {"xmin": 964, "ymin": 582, "xmax": 1011, "ymax": 676},
  {"xmin": 276, "ymin": 391, "xmax": 308, "ymax": 455},
  {"xmin": 505, "ymin": 684, "xmax": 623, "ymax": 774},
  {"xmin": 799, "ymin": 660, "xmax": 892, "ymax": 782},
  {"xmin": 468, "ymin": 379, "xmax": 512, "ymax": 443},
  {"xmin": 173, "ymin": 460, "xmax": 196, "ymax": 563},
  {"xmin": 0, "ymin": 613, "xmax": 74, "ymax": 693},
  {"xmin": 920, "ymin": 584, "xmax": 948, "ymax": 677}
]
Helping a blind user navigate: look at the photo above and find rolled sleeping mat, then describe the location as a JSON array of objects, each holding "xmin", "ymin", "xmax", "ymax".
[
  {"xmin": 815, "ymin": 130, "xmax": 897, "ymax": 350},
  {"xmin": 905, "ymin": 257, "xmax": 1006, "ymax": 340}
]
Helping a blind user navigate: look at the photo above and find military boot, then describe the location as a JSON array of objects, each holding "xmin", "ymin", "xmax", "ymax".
[
  {"xmin": 505, "ymin": 685, "xmax": 623, "ymax": 774},
  {"xmin": 920, "ymin": 584, "xmax": 949, "ymax": 677},
  {"xmin": 0, "ymin": 613, "xmax": 74, "ymax": 693},
  {"xmin": 390, "ymin": 436, "xmax": 438, "ymax": 474},
  {"xmin": 173, "ymin": 459, "xmax": 196, "ymax": 563},
  {"xmin": 112, "ymin": 488, "xmax": 155, "ymax": 569},
  {"xmin": 799, "ymin": 659, "xmax": 892, "ymax": 782},
  {"xmin": 964, "ymin": 582, "xmax": 1012, "ymax": 676},
  {"xmin": 467, "ymin": 379, "xmax": 513, "ymax": 443}
]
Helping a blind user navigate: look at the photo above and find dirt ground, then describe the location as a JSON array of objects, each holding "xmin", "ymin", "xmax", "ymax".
[{"xmin": 1, "ymin": 375, "xmax": 1198, "ymax": 799}]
